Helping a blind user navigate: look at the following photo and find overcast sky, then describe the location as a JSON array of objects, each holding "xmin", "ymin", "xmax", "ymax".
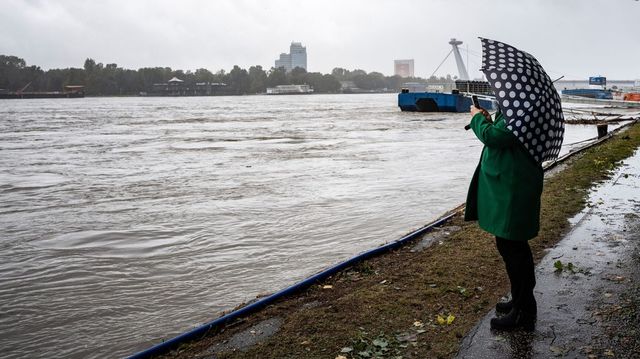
[{"xmin": 1, "ymin": 0, "xmax": 638, "ymax": 79}]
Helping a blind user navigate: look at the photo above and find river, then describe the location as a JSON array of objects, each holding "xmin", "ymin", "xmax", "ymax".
[{"xmin": 0, "ymin": 94, "xmax": 609, "ymax": 358}]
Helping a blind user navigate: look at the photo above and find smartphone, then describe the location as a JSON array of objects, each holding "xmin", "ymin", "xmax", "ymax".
[{"xmin": 472, "ymin": 95, "xmax": 480, "ymax": 108}]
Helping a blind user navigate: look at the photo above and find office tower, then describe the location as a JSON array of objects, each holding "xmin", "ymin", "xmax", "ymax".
[
  {"xmin": 289, "ymin": 42, "xmax": 307, "ymax": 71},
  {"xmin": 274, "ymin": 42, "xmax": 307, "ymax": 72},
  {"xmin": 394, "ymin": 59, "xmax": 415, "ymax": 78}
]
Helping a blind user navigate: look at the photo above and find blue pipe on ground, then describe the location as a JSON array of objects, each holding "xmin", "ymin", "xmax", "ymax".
[{"xmin": 128, "ymin": 212, "xmax": 456, "ymax": 359}]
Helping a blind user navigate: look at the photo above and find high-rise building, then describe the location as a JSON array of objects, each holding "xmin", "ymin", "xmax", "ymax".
[
  {"xmin": 394, "ymin": 59, "xmax": 415, "ymax": 78},
  {"xmin": 274, "ymin": 42, "xmax": 307, "ymax": 72},
  {"xmin": 275, "ymin": 53, "xmax": 292, "ymax": 72},
  {"xmin": 289, "ymin": 42, "xmax": 307, "ymax": 71}
]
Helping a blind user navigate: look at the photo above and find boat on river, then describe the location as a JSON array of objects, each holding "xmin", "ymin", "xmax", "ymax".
[
  {"xmin": 0, "ymin": 85, "xmax": 85, "ymax": 99},
  {"xmin": 398, "ymin": 80, "xmax": 494, "ymax": 112},
  {"xmin": 561, "ymin": 76, "xmax": 640, "ymax": 108},
  {"xmin": 266, "ymin": 84, "xmax": 314, "ymax": 95},
  {"xmin": 398, "ymin": 39, "xmax": 494, "ymax": 112},
  {"xmin": 561, "ymin": 76, "xmax": 613, "ymax": 100}
]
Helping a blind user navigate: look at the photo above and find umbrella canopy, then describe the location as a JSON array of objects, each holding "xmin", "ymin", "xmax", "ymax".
[{"xmin": 480, "ymin": 38, "xmax": 564, "ymax": 163}]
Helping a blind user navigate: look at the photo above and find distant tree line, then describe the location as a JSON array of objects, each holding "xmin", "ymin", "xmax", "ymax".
[{"xmin": 0, "ymin": 55, "xmax": 454, "ymax": 96}]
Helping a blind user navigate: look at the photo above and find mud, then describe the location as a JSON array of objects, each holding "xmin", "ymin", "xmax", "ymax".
[
  {"xmin": 411, "ymin": 225, "xmax": 462, "ymax": 252},
  {"xmin": 456, "ymin": 150, "xmax": 640, "ymax": 358},
  {"xmin": 204, "ymin": 317, "xmax": 283, "ymax": 357}
]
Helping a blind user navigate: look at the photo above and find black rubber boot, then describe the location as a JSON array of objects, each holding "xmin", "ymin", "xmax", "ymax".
[
  {"xmin": 490, "ymin": 307, "xmax": 536, "ymax": 332},
  {"xmin": 495, "ymin": 299, "xmax": 513, "ymax": 314}
]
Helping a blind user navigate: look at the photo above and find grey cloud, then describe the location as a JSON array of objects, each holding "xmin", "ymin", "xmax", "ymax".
[{"xmin": 0, "ymin": 0, "xmax": 638, "ymax": 79}]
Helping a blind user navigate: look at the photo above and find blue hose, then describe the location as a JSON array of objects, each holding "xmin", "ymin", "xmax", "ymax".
[{"xmin": 128, "ymin": 212, "xmax": 456, "ymax": 358}]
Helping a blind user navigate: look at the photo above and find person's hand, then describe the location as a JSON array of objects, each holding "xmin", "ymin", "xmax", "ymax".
[{"xmin": 470, "ymin": 106, "xmax": 490, "ymax": 119}]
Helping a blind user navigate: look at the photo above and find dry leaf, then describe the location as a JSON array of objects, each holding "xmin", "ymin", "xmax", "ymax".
[
  {"xmin": 446, "ymin": 314, "xmax": 455, "ymax": 325},
  {"xmin": 413, "ymin": 320, "xmax": 424, "ymax": 327},
  {"xmin": 436, "ymin": 315, "xmax": 445, "ymax": 325}
]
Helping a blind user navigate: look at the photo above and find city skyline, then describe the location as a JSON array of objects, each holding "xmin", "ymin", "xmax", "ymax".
[
  {"xmin": 274, "ymin": 42, "xmax": 307, "ymax": 72},
  {"xmin": 1, "ymin": 0, "xmax": 639, "ymax": 79}
]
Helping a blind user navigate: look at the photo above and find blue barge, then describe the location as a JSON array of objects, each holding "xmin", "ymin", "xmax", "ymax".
[
  {"xmin": 561, "ymin": 76, "xmax": 613, "ymax": 100},
  {"xmin": 398, "ymin": 90, "xmax": 494, "ymax": 112},
  {"xmin": 560, "ymin": 88, "xmax": 613, "ymax": 100},
  {"xmin": 397, "ymin": 39, "xmax": 495, "ymax": 113},
  {"xmin": 398, "ymin": 80, "xmax": 495, "ymax": 112}
]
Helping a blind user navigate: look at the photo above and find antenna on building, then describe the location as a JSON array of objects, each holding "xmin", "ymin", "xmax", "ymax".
[{"xmin": 449, "ymin": 38, "xmax": 469, "ymax": 81}]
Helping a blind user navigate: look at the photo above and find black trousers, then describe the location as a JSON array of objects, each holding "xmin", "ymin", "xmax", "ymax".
[{"xmin": 495, "ymin": 237, "xmax": 536, "ymax": 312}]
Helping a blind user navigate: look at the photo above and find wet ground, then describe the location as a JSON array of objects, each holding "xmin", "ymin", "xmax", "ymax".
[{"xmin": 456, "ymin": 149, "xmax": 640, "ymax": 358}]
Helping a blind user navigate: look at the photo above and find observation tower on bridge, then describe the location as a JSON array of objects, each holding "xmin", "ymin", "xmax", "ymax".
[{"xmin": 449, "ymin": 38, "xmax": 470, "ymax": 81}]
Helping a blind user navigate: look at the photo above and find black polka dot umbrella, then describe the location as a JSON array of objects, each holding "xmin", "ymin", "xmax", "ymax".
[{"xmin": 480, "ymin": 38, "xmax": 565, "ymax": 163}]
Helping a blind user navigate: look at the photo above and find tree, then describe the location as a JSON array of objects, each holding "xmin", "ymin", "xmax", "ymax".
[
  {"xmin": 0, "ymin": 55, "xmax": 32, "ymax": 90},
  {"xmin": 228, "ymin": 65, "xmax": 250, "ymax": 95},
  {"xmin": 350, "ymin": 69, "xmax": 367, "ymax": 78},
  {"xmin": 331, "ymin": 67, "xmax": 349, "ymax": 79},
  {"xmin": 289, "ymin": 67, "xmax": 307, "ymax": 85},
  {"xmin": 171, "ymin": 69, "xmax": 185, "ymax": 79},
  {"xmin": 306, "ymin": 72, "xmax": 340, "ymax": 93},
  {"xmin": 353, "ymin": 71, "xmax": 386, "ymax": 91},
  {"xmin": 248, "ymin": 65, "xmax": 267, "ymax": 93},
  {"xmin": 266, "ymin": 67, "xmax": 288, "ymax": 87},
  {"xmin": 194, "ymin": 68, "xmax": 215, "ymax": 83},
  {"xmin": 1, "ymin": 54, "xmax": 435, "ymax": 96},
  {"xmin": 84, "ymin": 58, "xmax": 97, "ymax": 73}
]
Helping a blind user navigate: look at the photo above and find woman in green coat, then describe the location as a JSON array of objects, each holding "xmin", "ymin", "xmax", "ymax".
[{"xmin": 465, "ymin": 107, "xmax": 543, "ymax": 331}]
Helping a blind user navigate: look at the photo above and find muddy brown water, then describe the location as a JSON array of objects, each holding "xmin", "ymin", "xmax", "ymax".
[{"xmin": 0, "ymin": 94, "xmax": 625, "ymax": 358}]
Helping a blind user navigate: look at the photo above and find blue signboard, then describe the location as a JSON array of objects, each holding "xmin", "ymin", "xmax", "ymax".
[{"xmin": 589, "ymin": 76, "xmax": 606, "ymax": 86}]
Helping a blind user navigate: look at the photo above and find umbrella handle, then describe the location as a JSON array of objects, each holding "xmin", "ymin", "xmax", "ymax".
[{"xmin": 472, "ymin": 95, "xmax": 480, "ymax": 108}]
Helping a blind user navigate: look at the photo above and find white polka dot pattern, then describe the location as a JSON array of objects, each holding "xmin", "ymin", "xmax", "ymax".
[{"xmin": 480, "ymin": 38, "xmax": 564, "ymax": 163}]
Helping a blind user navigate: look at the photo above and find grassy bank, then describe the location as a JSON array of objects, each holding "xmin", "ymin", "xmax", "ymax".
[{"xmin": 164, "ymin": 122, "xmax": 640, "ymax": 359}]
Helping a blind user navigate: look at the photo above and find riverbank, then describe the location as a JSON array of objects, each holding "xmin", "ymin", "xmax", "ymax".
[
  {"xmin": 458, "ymin": 142, "xmax": 640, "ymax": 358},
  {"xmin": 155, "ymin": 121, "xmax": 640, "ymax": 359}
]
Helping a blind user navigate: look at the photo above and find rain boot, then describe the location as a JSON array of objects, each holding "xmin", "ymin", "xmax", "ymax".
[
  {"xmin": 495, "ymin": 298, "xmax": 514, "ymax": 314},
  {"xmin": 490, "ymin": 307, "xmax": 536, "ymax": 332}
]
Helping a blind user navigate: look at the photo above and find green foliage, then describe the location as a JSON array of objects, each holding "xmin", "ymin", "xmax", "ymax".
[
  {"xmin": 266, "ymin": 66, "xmax": 287, "ymax": 88},
  {"xmin": 248, "ymin": 65, "xmax": 267, "ymax": 93},
  {"xmin": 342, "ymin": 331, "xmax": 404, "ymax": 359},
  {"xmin": 554, "ymin": 260, "xmax": 577, "ymax": 273},
  {"xmin": 0, "ymin": 54, "xmax": 442, "ymax": 96},
  {"xmin": 227, "ymin": 65, "xmax": 250, "ymax": 95}
]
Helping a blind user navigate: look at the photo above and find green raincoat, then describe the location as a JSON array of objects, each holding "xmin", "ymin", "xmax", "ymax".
[{"xmin": 464, "ymin": 111, "xmax": 544, "ymax": 241}]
